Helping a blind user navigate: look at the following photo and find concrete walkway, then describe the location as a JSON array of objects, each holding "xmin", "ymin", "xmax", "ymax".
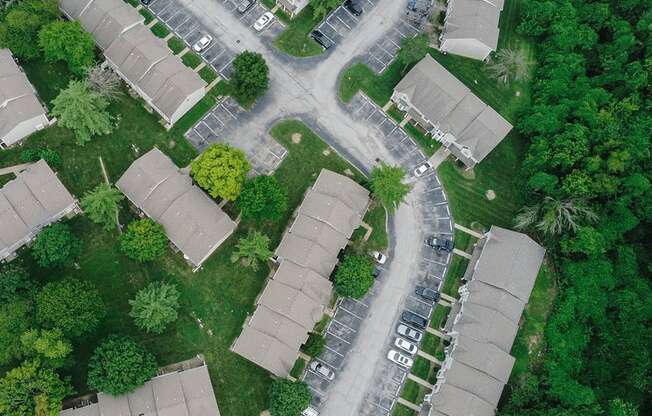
[
  {"xmin": 454, "ymin": 223, "xmax": 484, "ymax": 239},
  {"xmin": 429, "ymin": 147, "xmax": 451, "ymax": 168},
  {"xmin": 0, "ymin": 163, "xmax": 31, "ymax": 176}
]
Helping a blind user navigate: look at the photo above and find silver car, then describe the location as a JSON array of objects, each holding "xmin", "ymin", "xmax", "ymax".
[
  {"xmin": 387, "ymin": 349, "xmax": 413, "ymax": 368},
  {"xmin": 397, "ymin": 323, "xmax": 423, "ymax": 343},
  {"xmin": 309, "ymin": 361, "xmax": 335, "ymax": 380}
]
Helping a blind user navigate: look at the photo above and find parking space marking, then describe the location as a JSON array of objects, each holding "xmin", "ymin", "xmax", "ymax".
[
  {"xmin": 324, "ymin": 345, "xmax": 345, "ymax": 357},
  {"xmin": 408, "ymin": 295, "xmax": 434, "ymax": 309},
  {"xmin": 339, "ymin": 306, "xmax": 365, "ymax": 320},
  {"xmin": 330, "ymin": 318, "xmax": 356, "ymax": 333}
]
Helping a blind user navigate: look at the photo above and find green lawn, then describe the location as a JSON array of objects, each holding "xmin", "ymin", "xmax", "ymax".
[
  {"xmin": 151, "ymin": 22, "xmax": 170, "ymax": 38},
  {"xmin": 350, "ymin": 203, "xmax": 388, "ymax": 252},
  {"xmin": 167, "ymin": 36, "xmax": 185, "ymax": 54},
  {"xmin": 273, "ymin": 3, "xmax": 339, "ymax": 57},
  {"xmin": 411, "ymin": 356, "xmax": 431, "ymax": 380},
  {"xmin": 181, "ymin": 51, "xmax": 202, "ymax": 69},
  {"xmin": 392, "ymin": 403, "xmax": 416, "ymax": 416}
]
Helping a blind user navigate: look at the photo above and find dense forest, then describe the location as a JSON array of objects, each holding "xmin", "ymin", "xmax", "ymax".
[{"xmin": 501, "ymin": 1, "xmax": 651, "ymax": 415}]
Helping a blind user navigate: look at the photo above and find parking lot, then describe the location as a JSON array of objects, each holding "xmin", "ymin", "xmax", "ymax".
[
  {"xmin": 315, "ymin": 0, "xmax": 379, "ymax": 47},
  {"xmin": 361, "ymin": 17, "xmax": 421, "ymax": 73},
  {"xmin": 185, "ymin": 97, "xmax": 288, "ymax": 175},
  {"xmin": 145, "ymin": 0, "xmax": 237, "ymax": 77},
  {"xmin": 220, "ymin": 0, "xmax": 286, "ymax": 40}
]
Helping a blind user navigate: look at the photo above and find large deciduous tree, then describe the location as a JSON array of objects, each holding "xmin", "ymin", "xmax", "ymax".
[
  {"xmin": 31, "ymin": 223, "xmax": 83, "ymax": 268},
  {"xmin": 36, "ymin": 278, "xmax": 106, "ymax": 338},
  {"xmin": 230, "ymin": 231, "xmax": 273, "ymax": 271},
  {"xmin": 0, "ymin": 264, "xmax": 35, "ymax": 304},
  {"xmin": 51, "ymin": 80, "xmax": 113, "ymax": 146},
  {"xmin": 236, "ymin": 176, "xmax": 288, "ymax": 223},
  {"xmin": 334, "ymin": 254, "xmax": 374, "ymax": 299},
  {"xmin": 120, "ymin": 219, "xmax": 168, "ymax": 262},
  {"xmin": 191, "ymin": 143, "xmax": 251, "ymax": 201},
  {"xmin": 370, "ymin": 162, "xmax": 410, "ymax": 213},
  {"xmin": 0, "ymin": 299, "xmax": 34, "ymax": 366},
  {"xmin": 0, "ymin": 0, "xmax": 59, "ymax": 60},
  {"xmin": 87, "ymin": 336, "xmax": 157, "ymax": 396},
  {"xmin": 0, "ymin": 359, "xmax": 73, "ymax": 416},
  {"xmin": 229, "ymin": 51, "xmax": 269, "ymax": 106},
  {"xmin": 80, "ymin": 183, "xmax": 124, "ymax": 231},
  {"xmin": 128, "ymin": 282, "xmax": 180, "ymax": 334},
  {"xmin": 20, "ymin": 328, "xmax": 72, "ymax": 368},
  {"xmin": 268, "ymin": 379, "xmax": 311, "ymax": 416},
  {"xmin": 38, "ymin": 20, "xmax": 95, "ymax": 76}
]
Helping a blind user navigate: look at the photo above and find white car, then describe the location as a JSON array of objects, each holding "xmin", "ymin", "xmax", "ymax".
[
  {"xmin": 309, "ymin": 361, "xmax": 335, "ymax": 381},
  {"xmin": 253, "ymin": 12, "xmax": 274, "ymax": 31},
  {"xmin": 371, "ymin": 251, "xmax": 387, "ymax": 264},
  {"xmin": 394, "ymin": 337, "xmax": 418, "ymax": 355},
  {"xmin": 387, "ymin": 349, "xmax": 413, "ymax": 368},
  {"xmin": 192, "ymin": 35, "xmax": 213, "ymax": 52},
  {"xmin": 397, "ymin": 323, "xmax": 423, "ymax": 343},
  {"xmin": 414, "ymin": 161, "xmax": 432, "ymax": 177}
]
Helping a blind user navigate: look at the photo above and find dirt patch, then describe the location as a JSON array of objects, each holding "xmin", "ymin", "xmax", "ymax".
[
  {"xmin": 485, "ymin": 189, "xmax": 496, "ymax": 200},
  {"xmin": 168, "ymin": 140, "xmax": 176, "ymax": 148},
  {"xmin": 344, "ymin": 168, "xmax": 354, "ymax": 176},
  {"xmin": 322, "ymin": 149, "xmax": 331, "ymax": 156},
  {"xmin": 291, "ymin": 133, "xmax": 302, "ymax": 144}
]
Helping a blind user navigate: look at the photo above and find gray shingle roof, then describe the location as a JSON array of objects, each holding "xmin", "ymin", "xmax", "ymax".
[
  {"xmin": 450, "ymin": 301, "xmax": 519, "ymax": 353},
  {"xmin": 459, "ymin": 280, "xmax": 525, "ymax": 323},
  {"xmin": 272, "ymin": 260, "xmax": 333, "ymax": 305},
  {"xmin": 0, "ymin": 49, "xmax": 48, "ymax": 146},
  {"xmin": 447, "ymin": 335, "xmax": 515, "ymax": 383},
  {"xmin": 437, "ymin": 360, "xmax": 505, "ymax": 406},
  {"xmin": 116, "ymin": 148, "xmax": 236, "ymax": 268},
  {"xmin": 63, "ymin": 0, "xmax": 142, "ymax": 49},
  {"xmin": 257, "ymin": 280, "xmax": 324, "ymax": 331},
  {"xmin": 393, "ymin": 55, "xmax": 512, "ymax": 166},
  {"xmin": 60, "ymin": 364, "xmax": 220, "ymax": 416},
  {"xmin": 441, "ymin": 0, "xmax": 503, "ymax": 52},
  {"xmin": 231, "ymin": 325, "xmax": 298, "ymax": 377},
  {"xmin": 431, "ymin": 383, "xmax": 495, "ymax": 416},
  {"xmin": 0, "ymin": 160, "xmax": 77, "ymax": 260}
]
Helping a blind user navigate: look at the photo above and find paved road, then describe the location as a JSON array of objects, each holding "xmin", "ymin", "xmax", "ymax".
[{"xmin": 152, "ymin": 1, "xmax": 452, "ymax": 414}]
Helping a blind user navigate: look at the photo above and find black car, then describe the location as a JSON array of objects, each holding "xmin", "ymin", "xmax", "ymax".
[
  {"xmin": 425, "ymin": 236, "xmax": 454, "ymax": 252},
  {"xmin": 344, "ymin": 0, "xmax": 363, "ymax": 16},
  {"xmin": 415, "ymin": 286, "xmax": 440, "ymax": 303},
  {"xmin": 311, "ymin": 30, "xmax": 334, "ymax": 50},
  {"xmin": 401, "ymin": 311, "xmax": 428, "ymax": 329}
]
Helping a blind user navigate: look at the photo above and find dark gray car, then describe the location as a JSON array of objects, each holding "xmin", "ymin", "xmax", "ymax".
[
  {"xmin": 311, "ymin": 30, "xmax": 334, "ymax": 50},
  {"xmin": 401, "ymin": 310, "xmax": 428, "ymax": 329},
  {"xmin": 237, "ymin": 0, "xmax": 256, "ymax": 13},
  {"xmin": 415, "ymin": 286, "xmax": 440, "ymax": 303}
]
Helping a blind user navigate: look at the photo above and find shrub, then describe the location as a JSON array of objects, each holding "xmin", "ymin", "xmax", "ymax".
[
  {"xmin": 334, "ymin": 255, "xmax": 374, "ymax": 299},
  {"xmin": 120, "ymin": 219, "xmax": 168, "ymax": 262},
  {"xmin": 301, "ymin": 333, "xmax": 325, "ymax": 357},
  {"xmin": 31, "ymin": 223, "xmax": 82, "ymax": 268},
  {"xmin": 268, "ymin": 379, "xmax": 311, "ymax": 416},
  {"xmin": 87, "ymin": 336, "xmax": 158, "ymax": 395},
  {"xmin": 20, "ymin": 148, "xmax": 62, "ymax": 168},
  {"xmin": 129, "ymin": 282, "xmax": 180, "ymax": 334},
  {"xmin": 36, "ymin": 277, "xmax": 106, "ymax": 338}
]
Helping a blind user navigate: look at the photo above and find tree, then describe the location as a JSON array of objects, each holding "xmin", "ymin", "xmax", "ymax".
[
  {"xmin": 230, "ymin": 231, "xmax": 272, "ymax": 271},
  {"xmin": 87, "ymin": 336, "xmax": 157, "ymax": 395},
  {"xmin": 301, "ymin": 333, "xmax": 325, "ymax": 357},
  {"xmin": 370, "ymin": 162, "xmax": 411, "ymax": 213},
  {"xmin": 20, "ymin": 328, "xmax": 72, "ymax": 368},
  {"xmin": 486, "ymin": 48, "xmax": 532, "ymax": 84},
  {"xmin": 51, "ymin": 80, "xmax": 113, "ymax": 146},
  {"xmin": 514, "ymin": 196, "xmax": 598, "ymax": 236},
  {"xmin": 80, "ymin": 183, "xmax": 124, "ymax": 231},
  {"xmin": 0, "ymin": 359, "xmax": 73, "ymax": 416},
  {"xmin": 268, "ymin": 379, "xmax": 311, "ymax": 416},
  {"xmin": 120, "ymin": 219, "xmax": 168, "ymax": 262},
  {"xmin": 0, "ymin": 0, "xmax": 59, "ymax": 60},
  {"xmin": 0, "ymin": 264, "xmax": 35, "ymax": 304},
  {"xmin": 236, "ymin": 176, "xmax": 288, "ymax": 223},
  {"xmin": 86, "ymin": 65, "xmax": 122, "ymax": 100},
  {"xmin": 38, "ymin": 20, "xmax": 95, "ymax": 76},
  {"xmin": 36, "ymin": 278, "xmax": 106, "ymax": 338},
  {"xmin": 129, "ymin": 282, "xmax": 180, "ymax": 334},
  {"xmin": 31, "ymin": 223, "xmax": 82, "ymax": 268},
  {"xmin": 334, "ymin": 255, "xmax": 374, "ymax": 299},
  {"xmin": 397, "ymin": 34, "xmax": 429, "ymax": 72},
  {"xmin": 312, "ymin": 0, "xmax": 340, "ymax": 20},
  {"xmin": 229, "ymin": 51, "xmax": 269, "ymax": 105},
  {"xmin": 190, "ymin": 144, "xmax": 251, "ymax": 201},
  {"xmin": 0, "ymin": 300, "xmax": 33, "ymax": 366}
]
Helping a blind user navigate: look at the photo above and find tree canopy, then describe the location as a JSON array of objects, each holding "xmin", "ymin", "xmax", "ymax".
[
  {"xmin": 80, "ymin": 183, "xmax": 124, "ymax": 231},
  {"xmin": 190, "ymin": 143, "xmax": 251, "ymax": 201},
  {"xmin": 397, "ymin": 34, "xmax": 429, "ymax": 72},
  {"xmin": 0, "ymin": 264, "xmax": 35, "ymax": 304},
  {"xmin": 20, "ymin": 328, "xmax": 72, "ymax": 368},
  {"xmin": 229, "ymin": 51, "xmax": 269, "ymax": 106},
  {"xmin": 236, "ymin": 175, "xmax": 288, "ymax": 223},
  {"xmin": 268, "ymin": 379, "xmax": 312, "ymax": 416},
  {"xmin": 129, "ymin": 282, "xmax": 180, "ymax": 334},
  {"xmin": 120, "ymin": 219, "xmax": 168, "ymax": 262},
  {"xmin": 0, "ymin": 299, "xmax": 33, "ymax": 366},
  {"xmin": 334, "ymin": 254, "xmax": 374, "ymax": 299},
  {"xmin": 370, "ymin": 162, "xmax": 411, "ymax": 213},
  {"xmin": 38, "ymin": 20, "xmax": 95, "ymax": 76},
  {"xmin": 0, "ymin": 0, "xmax": 59, "ymax": 60},
  {"xmin": 36, "ymin": 278, "xmax": 105, "ymax": 338},
  {"xmin": 230, "ymin": 231, "xmax": 273, "ymax": 271},
  {"xmin": 87, "ymin": 336, "xmax": 157, "ymax": 396},
  {"xmin": 31, "ymin": 223, "xmax": 82, "ymax": 268},
  {"xmin": 51, "ymin": 80, "xmax": 114, "ymax": 146}
]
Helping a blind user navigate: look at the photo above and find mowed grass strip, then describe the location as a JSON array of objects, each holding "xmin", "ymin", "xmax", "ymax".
[{"xmin": 273, "ymin": 4, "xmax": 324, "ymax": 57}]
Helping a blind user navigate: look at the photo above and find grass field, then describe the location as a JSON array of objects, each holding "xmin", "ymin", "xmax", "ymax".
[
  {"xmin": 0, "ymin": 57, "xmax": 379, "ymax": 416},
  {"xmin": 273, "ymin": 4, "xmax": 324, "ymax": 57}
]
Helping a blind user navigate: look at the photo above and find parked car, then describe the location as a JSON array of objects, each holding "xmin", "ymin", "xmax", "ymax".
[
  {"xmin": 192, "ymin": 35, "xmax": 213, "ymax": 52},
  {"xmin": 414, "ymin": 161, "xmax": 432, "ymax": 177},
  {"xmin": 401, "ymin": 310, "xmax": 428, "ymax": 329},
  {"xmin": 310, "ymin": 361, "xmax": 335, "ymax": 380},
  {"xmin": 237, "ymin": 0, "xmax": 256, "ymax": 13},
  {"xmin": 425, "ymin": 235, "xmax": 454, "ymax": 252},
  {"xmin": 344, "ymin": 0, "xmax": 363, "ymax": 16},
  {"xmin": 311, "ymin": 30, "xmax": 334, "ymax": 50},
  {"xmin": 387, "ymin": 349, "xmax": 413, "ymax": 368},
  {"xmin": 140, "ymin": 0, "xmax": 152, "ymax": 5},
  {"xmin": 415, "ymin": 286, "xmax": 440, "ymax": 303},
  {"xmin": 370, "ymin": 251, "xmax": 387, "ymax": 264},
  {"xmin": 372, "ymin": 266, "xmax": 383, "ymax": 279},
  {"xmin": 394, "ymin": 337, "xmax": 418, "ymax": 355},
  {"xmin": 253, "ymin": 12, "xmax": 274, "ymax": 31},
  {"xmin": 302, "ymin": 407, "xmax": 319, "ymax": 416},
  {"xmin": 397, "ymin": 323, "xmax": 423, "ymax": 342}
]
